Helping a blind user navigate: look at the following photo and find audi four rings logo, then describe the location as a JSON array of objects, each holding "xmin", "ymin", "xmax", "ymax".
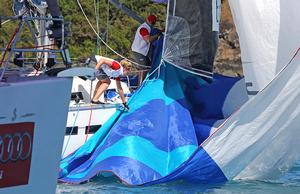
[{"xmin": 0, "ymin": 132, "xmax": 32, "ymax": 163}]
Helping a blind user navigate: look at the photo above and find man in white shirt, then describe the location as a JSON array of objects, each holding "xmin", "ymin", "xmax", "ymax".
[
  {"xmin": 131, "ymin": 15, "xmax": 162, "ymax": 84},
  {"xmin": 131, "ymin": 15, "xmax": 162, "ymax": 67}
]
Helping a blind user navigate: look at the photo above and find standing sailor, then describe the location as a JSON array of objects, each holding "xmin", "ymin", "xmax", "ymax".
[{"xmin": 131, "ymin": 15, "xmax": 161, "ymax": 67}]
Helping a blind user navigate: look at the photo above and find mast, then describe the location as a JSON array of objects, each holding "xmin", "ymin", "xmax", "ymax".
[{"xmin": 108, "ymin": 0, "xmax": 144, "ymax": 24}]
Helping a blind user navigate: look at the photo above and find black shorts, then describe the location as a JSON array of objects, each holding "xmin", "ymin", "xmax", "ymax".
[
  {"xmin": 132, "ymin": 51, "xmax": 150, "ymax": 69},
  {"xmin": 95, "ymin": 69, "xmax": 109, "ymax": 80}
]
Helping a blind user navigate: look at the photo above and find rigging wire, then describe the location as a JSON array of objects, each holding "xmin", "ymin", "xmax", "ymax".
[
  {"xmin": 124, "ymin": 61, "xmax": 164, "ymax": 106},
  {"xmin": 76, "ymin": 0, "xmax": 150, "ymax": 69},
  {"xmin": 106, "ymin": 0, "xmax": 110, "ymax": 56},
  {"xmin": 94, "ymin": 0, "xmax": 101, "ymax": 54},
  {"xmin": 0, "ymin": 24, "xmax": 20, "ymax": 81},
  {"xmin": 61, "ymin": 102, "xmax": 81, "ymax": 157},
  {"xmin": 15, "ymin": 43, "xmax": 56, "ymax": 49}
]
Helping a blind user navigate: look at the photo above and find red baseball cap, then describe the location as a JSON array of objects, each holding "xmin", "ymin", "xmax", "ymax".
[
  {"xmin": 147, "ymin": 15, "xmax": 157, "ymax": 25},
  {"xmin": 111, "ymin": 61, "xmax": 121, "ymax": 70}
]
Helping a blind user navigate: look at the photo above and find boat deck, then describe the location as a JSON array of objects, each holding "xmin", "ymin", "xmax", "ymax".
[{"xmin": 69, "ymin": 101, "xmax": 121, "ymax": 111}]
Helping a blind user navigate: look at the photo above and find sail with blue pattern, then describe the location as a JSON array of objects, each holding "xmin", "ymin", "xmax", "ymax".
[{"xmin": 59, "ymin": 0, "xmax": 300, "ymax": 185}]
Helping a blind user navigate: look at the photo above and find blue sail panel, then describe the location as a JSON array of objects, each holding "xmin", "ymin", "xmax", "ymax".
[
  {"xmin": 58, "ymin": 19, "xmax": 245, "ymax": 184},
  {"xmin": 59, "ymin": 58, "xmax": 243, "ymax": 185},
  {"xmin": 144, "ymin": 147, "xmax": 228, "ymax": 185}
]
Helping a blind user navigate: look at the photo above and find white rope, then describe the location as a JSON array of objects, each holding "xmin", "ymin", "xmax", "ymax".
[
  {"xmin": 76, "ymin": 0, "xmax": 150, "ymax": 69},
  {"xmin": 1, "ymin": 19, "xmax": 11, "ymax": 25},
  {"xmin": 124, "ymin": 63, "xmax": 163, "ymax": 105},
  {"xmin": 93, "ymin": 0, "xmax": 97, "ymax": 48},
  {"xmin": 144, "ymin": 59, "xmax": 164, "ymax": 82},
  {"xmin": 164, "ymin": 59, "xmax": 213, "ymax": 79}
]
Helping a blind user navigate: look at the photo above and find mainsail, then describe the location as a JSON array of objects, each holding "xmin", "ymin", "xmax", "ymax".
[
  {"xmin": 163, "ymin": 0, "xmax": 221, "ymax": 79},
  {"xmin": 228, "ymin": 0, "xmax": 300, "ymax": 95}
]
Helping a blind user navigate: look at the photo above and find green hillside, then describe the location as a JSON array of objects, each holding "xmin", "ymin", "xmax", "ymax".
[
  {"xmin": 0, "ymin": 0, "xmax": 242, "ymax": 75},
  {"xmin": 59, "ymin": 0, "xmax": 166, "ymax": 60},
  {"xmin": 0, "ymin": 0, "xmax": 166, "ymax": 62}
]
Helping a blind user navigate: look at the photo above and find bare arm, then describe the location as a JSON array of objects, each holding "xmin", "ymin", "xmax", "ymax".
[
  {"xmin": 116, "ymin": 79, "xmax": 126, "ymax": 104},
  {"xmin": 143, "ymin": 33, "xmax": 161, "ymax": 43}
]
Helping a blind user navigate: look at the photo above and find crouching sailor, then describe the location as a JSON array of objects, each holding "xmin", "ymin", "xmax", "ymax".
[{"xmin": 87, "ymin": 55, "xmax": 130, "ymax": 111}]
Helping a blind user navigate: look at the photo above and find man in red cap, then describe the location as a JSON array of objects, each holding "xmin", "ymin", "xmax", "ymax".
[{"xmin": 131, "ymin": 15, "xmax": 162, "ymax": 83}]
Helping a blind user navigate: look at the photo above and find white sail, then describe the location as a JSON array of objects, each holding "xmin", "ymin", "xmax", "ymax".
[
  {"xmin": 204, "ymin": 51, "xmax": 300, "ymax": 181},
  {"xmin": 228, "ymin": 0, "xmax": 300, "ymax": 96}
]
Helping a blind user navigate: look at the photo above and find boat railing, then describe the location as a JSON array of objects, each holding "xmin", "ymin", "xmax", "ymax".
[{"xmin": 0, "ymin": 15, "xmax": 71, "ymax": 82}]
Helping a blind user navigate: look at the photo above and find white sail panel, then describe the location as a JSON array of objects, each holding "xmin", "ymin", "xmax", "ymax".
[
  {"xmin": 203, "ymin": 51, "xmax": 300, "ymax": 180},
  {"xmin": 228, "ymin": 0, "xmax": 300, "ymax": 95},
  {"xmin": 212, "ymin": 0, "xmax": 221, "ymax": 32}
]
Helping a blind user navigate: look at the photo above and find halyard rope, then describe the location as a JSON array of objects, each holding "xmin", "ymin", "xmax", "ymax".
[{"xmin": 76, "ymin": 0, "xmax": 151, "ymax": 70}]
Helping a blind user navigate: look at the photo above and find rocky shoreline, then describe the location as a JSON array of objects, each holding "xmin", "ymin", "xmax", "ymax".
[{"xmin": 214, "ymin": 0, "xmax": 243, "ymax": 77}]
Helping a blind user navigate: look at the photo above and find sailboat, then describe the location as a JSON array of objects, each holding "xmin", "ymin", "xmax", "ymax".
[
  {"xmin": 0, "ymin": 20, "xmax": 72, "ymax": 194},
  {"xmin": 0, "ymin": 1, "xmax": 98, "ymax": 193},
  {"xmin": 0, "ymin": 68, "xmax": 72, "ymax": 194},
  {"xmin": 1, "ymin": 0, "xmax": 133, "ymax": 161},
  {"xmin": 56, "ymin": 0, "xmax": 300, "ymax": 186},
  {"xmin": 61, "ymin": 76, "xmax": 132, "ymax": 158}
]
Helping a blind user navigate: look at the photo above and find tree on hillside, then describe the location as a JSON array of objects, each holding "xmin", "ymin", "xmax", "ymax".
[
  {"xmin": 59, "ymin": 0, "xmax": 166, "ymax": 62},
  {"xmin": 1, "ymin": 0, "xmax": 166, "ymax": 64}
]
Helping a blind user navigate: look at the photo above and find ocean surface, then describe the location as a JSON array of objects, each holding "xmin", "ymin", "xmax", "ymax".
[{"xmin": 56, "ymin": 161, "xmax": 300, "ymax": 194}]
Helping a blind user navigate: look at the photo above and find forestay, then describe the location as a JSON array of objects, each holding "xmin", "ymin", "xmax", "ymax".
[{"xmin": 228, "ymin": 0, "xmax": 300, "ymax": 95}]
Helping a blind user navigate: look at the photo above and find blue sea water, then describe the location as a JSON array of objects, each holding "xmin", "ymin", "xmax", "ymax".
[{"xmin": 56, "ymin": 161, "xmax": 300, "ymax": 194}]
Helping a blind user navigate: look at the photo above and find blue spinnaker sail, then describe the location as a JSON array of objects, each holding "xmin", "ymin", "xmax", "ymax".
[
  {"xmin": 58, "ymin": 0, "xmax": 300, "ymax": 185},
  {"xmin": 59, "ymin": 44, "xmax": 245, "ymax": 185},
  {"xmin": 58, "ymin": 0, "xmax": 252, "ymax": 185},
  {"xmin": 60, "ymin": 51, "xmax": 300, "ymax": 184}
]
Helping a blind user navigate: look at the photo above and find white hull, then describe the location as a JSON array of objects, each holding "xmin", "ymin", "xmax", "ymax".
[
  {"xmin": 0, "ymin": 75, "xmax": 72, "ymax": 194},
  {"xmin": 62, "ymin": 77, "xmax": 130, "ymax": 158},
  {"xmin": 62, "ymin": 104, "xmax": 118, "ymax": 158}
]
